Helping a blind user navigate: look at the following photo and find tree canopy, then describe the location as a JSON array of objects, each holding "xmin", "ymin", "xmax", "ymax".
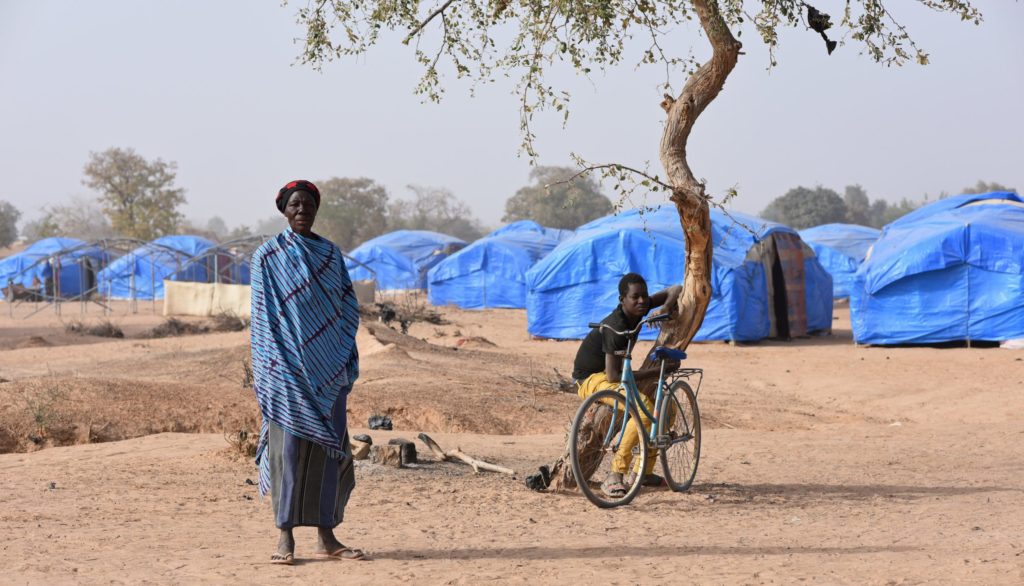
[
  {"xmin": 762, "ymin": 184, "xmax": 922, "ymax": 229},
  {"xmin": 0, "ymin": 201, "xmax": 21, "ymax": 248},
  {"xmin": 289, "ymin": 0, "xmax": 982, "ymax": 353},
  {"xmin": 82, "ymin": 147, "xmax": 186, "ymax": 241},
  {"xmin": 503, "ymin": 166, "xmax": 612, "ymax": 229},
  {"xmin": 315, "ymin": 177, "xmax": 392, "ymax": 250},
  {"xmin": 389, "ymin": 185, "xmax": 485, "ymax": 242},
  {"xmin": 960, "ymin": 180, "xmax": 1016, "ymax": 195},
  {"xmin": 761, "ymin": 186, "xmax": 846, "ymax": 229},
  {"xmin": 23, "ymin": 197, "xmax": 114, "ymax": 242}
]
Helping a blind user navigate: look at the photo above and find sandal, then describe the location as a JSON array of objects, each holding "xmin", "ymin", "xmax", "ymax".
[
  {"xmin": 319, "ymin": 546, "xmax": 369, "ymax": 561},
  {"xmin": 270, "ymin": 552, "xmax": 295, "ymax": 565},
  {"xmin": 601, "ymin": 477, "xmax": 628, "ymax": 498}
]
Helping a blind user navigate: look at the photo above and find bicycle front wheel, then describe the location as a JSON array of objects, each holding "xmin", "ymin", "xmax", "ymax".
[
  {"xmin": 659, "ymin": 380, "xmax": 701, "ymax": 492},
  {"xmin": 569, "ymin": 389, "xmax": 648, "ymax": 508}
]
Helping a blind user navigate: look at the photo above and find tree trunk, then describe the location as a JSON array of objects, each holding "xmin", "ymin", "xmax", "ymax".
[
  {"xmin": 546, "ymin": 0, "xmax": 740, "ymax": 491},
  {"xmin": 652, "ymin": 0, "xmax": 741, "ymax": 357}
]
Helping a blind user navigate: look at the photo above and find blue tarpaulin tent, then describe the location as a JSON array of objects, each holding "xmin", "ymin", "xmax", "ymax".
[
  {"xmin": 851, "ymin": 192, "xmax": 1024, "ymax": 345},
  {"xmin": 526, "ymin": 206, "xmax": 833, "ymax": 341},
  {"xmin": 799, "ymin": 223, "xmax": 881, "ymax": 298},
  {"xmin": 346, "ymin": 230, "xmax": 466, "ymax": 291},
  {"xmin": 427, "ymin": 221, "xmax": 572, "ymax": 309},
  {"xmin": 97, "ymin": 235, "xmax": 216, "ymax": 300},
  {"xmin": 0, "ymin": 237, "xmax": 109, "ymax": 300}
]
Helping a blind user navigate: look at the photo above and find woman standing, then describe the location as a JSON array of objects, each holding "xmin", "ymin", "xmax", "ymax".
[{"xmin": 251, "ymin": 180, "xmax": 366, "ymax": 564}]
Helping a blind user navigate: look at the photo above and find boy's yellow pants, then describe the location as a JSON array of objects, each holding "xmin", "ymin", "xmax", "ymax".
[{"xmin": 576, "ymin": 372, "xmax": 659, "ymax": 475}]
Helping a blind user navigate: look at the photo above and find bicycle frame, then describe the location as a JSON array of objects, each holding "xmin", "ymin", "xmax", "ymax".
[{"xmin": 606, "ymin": 328, "xmax": 670, "ymax": 450}]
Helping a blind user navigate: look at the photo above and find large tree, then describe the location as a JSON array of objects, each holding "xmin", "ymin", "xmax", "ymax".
[
  {"xmin": 290, "ymin": 0, "xmax": 981, "ymax": 353},
  {"xmin": 315, "ymin": 177, "xmax": 391, "ymax": 250},
  {"xmin": 503, "ymin": 166, "xmax": 612, "ymax": 229},
  {"xmin": 761, "ymin": 186, "xmax": 846, "ymax": 229},
  {"xmin": 82, "ymin": 147, "xmax": 187, "ymax": 240}
]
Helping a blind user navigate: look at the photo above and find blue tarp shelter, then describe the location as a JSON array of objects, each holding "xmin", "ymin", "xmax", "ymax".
[
  {"xmin": 0, "ymin": 237, "xmax": 109, "ymax": 300},
  {"xmin": 427, "ymin": 221, "xmax": 572, "ymax": 309},
  {"xmin": 346, "ymin": 230, "xmax": 466, "ymax": 291},
  {"xmin": 851, "ymin": 192, "xmax": 1024, "ymax": 344},
  {"xmin": 97, "ymin": 235, "xmax": 216, "ymax": 300},
  {"xmin": 799, "ymin": 223, "xmax": 881, "ymax": 298},
  {"xmin": 526, "ymin": 206, "xmax": 833, "ymax": 341}
]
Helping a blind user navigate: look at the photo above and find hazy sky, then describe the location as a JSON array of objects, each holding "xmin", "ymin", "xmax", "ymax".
[{"xmin": 1, "ymin": 1, "xmax": 1021, "ymax": 233}]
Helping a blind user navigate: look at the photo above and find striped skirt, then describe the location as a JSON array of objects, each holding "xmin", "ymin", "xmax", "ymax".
[{"xmin": 266, "ymin": 393, "xmax": 355, "ymax": 529}]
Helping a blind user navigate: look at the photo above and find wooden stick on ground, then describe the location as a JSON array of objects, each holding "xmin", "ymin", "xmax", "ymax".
[
  {"xmin": 417, "ymin": 432, "xmax": 450, "ymax": 461},
  {"xmin": 417, "ymin": 433, "xmax": 515, "ymax": 475},
  {"xmin": 448, "ymin": 447, "xmax": 514, "ymax": 475}
]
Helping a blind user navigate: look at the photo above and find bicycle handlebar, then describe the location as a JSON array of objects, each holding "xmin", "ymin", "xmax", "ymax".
[{"xmin": 587, "ymin": 313, "xmax": 670, "ymax": 337}]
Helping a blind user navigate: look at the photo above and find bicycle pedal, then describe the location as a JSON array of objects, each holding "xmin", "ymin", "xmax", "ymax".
[{"xmin": 654, "ymin": 435, "xmax": 672, "ymax": 449}]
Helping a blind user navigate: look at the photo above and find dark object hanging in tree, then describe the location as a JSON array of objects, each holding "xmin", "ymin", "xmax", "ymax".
[{"xmin": 806, "ymin": 4, "xmax": 838, "ymax": 55}]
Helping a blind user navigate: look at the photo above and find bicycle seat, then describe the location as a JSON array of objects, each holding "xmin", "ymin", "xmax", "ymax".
[{"xmin": 649, "ymin": 346, "xmax": 687, "ymax": 362}]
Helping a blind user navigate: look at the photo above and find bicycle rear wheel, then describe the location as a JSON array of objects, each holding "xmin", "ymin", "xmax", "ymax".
[
  {"xmin": 658, "ymin": 380, "xmax": 701, "ymax": 492},
  {"xmin": 569, "ymin": 389, "xmax": 648, "ymax": 508}
]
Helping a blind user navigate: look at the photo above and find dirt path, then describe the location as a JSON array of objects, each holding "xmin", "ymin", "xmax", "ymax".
[{"xmin": 1, "ymin": 303, "xmax": 1023, "ymax": 583}]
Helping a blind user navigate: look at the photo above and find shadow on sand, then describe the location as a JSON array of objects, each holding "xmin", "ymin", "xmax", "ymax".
[
  {"xmin": 639, "ymin": 481, "xmax": 1021, "ymax": 507},
  {"xmin": 378, "ymin": 543, "xmax": 917, "ymax": 562}
]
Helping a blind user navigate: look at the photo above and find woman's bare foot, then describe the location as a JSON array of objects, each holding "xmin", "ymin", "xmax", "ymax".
[{"xmin": 271, "ymin": 528, "xmax": 295, "ymax": 565}]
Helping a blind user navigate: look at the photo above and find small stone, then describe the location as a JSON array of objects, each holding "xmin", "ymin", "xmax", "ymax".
[
  {"xmin": 388, "ymin": 438, "xmax": 417, "ymax": 464},
  {"xmin": 350, "ymin": 440, "xmax": 371, "ymax": 461},
  {"xmin": 370, "ymin": 444, "xmax": 403, "ymax": 468},
  {"xmin": 352, "ymin": 434, "xmax": 373, "ymax": 445},
  {"xmin": 368, "ymin": 415, "xmax": 393, "ymax": 430}
]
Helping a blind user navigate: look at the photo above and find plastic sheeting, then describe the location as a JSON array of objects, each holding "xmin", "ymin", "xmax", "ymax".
[
  {"xmin": 98, "ymin": 235, "xmax": 216, "ymax": 300},
  {"xmin": 0, "ymin": 237, "xmax": 109, "ymax": 300},
  {"xmin": 525, "ymin": 206, "xmax": 833, "ymax": 341},
  {"xmin": 799, "ymin": 223, "xmax": 880, "ymax": 298},
  {"xmin": 346, "ymin": 230, "xmax": 466, "ymax": 291},
  {"xmin": 427, "ymin": 220, "xmax": 571, "ymax": 308},
  {"xmin": 851, "ymin": 192, "xmax": 1024, "ymax": 344}
]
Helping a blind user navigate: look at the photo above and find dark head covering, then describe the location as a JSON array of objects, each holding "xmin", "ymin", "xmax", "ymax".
[{"xmin": 276, "ymin": 180, "xmax": 321, "ymax": 212}]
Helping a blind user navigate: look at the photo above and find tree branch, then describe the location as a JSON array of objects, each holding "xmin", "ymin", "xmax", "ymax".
[{"xmin": 403, "ymin": 0, "xmax": 457, "ymax": 45}]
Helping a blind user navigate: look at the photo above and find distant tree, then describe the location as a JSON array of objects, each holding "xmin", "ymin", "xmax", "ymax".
[
  {"xmin": 0, "ymin": 201, "xmax": 21, "ymax": 248},
  {"xmin": 868, "ymin": 199, "xmax": 890, "ymax": 228},
  {"xmin": 206, "ymin": 216, "xmax": 230, "ymax": 240},
  {"xmin": 960, "ymin": 180, "xmax": 1016, "ymax": 195},
  {"xmin": 315, "ymin": 177, "xmax": 391, "ymax": 250},
  {"xmin": 224, "ymin": 225, "xmax": 253, "ymax": 241},
  {"xmin": 760, "ymin": 186, "xmax": 847, "ymax": 229},
  {"xmin": 255, "ymin": 215, "xmax": 287, "ymax": 236},
  {"xmin": 82, "ymin": 147, "xmax": 187, "ymax": 240},
  {"xmin": 21, "ymin": 215, "xmax": 60, "ymax": 242},
  {"xmin": 26, "ymin": 197, "xmax": 115, "ymax": 241},
  {"xmin": 843, "ymin": 185, "xmax": 871, "ymax": 226},
  {"xmin": 390, "ymin": 185, "xmax": 485, "ymax": 242},
  {"xmin": 503, "ymin": 166, "xmax": 613, "ymax": 229},
  {"xmin": 880, "ymin": 198, "xmax": 921, "ymax": 225}
]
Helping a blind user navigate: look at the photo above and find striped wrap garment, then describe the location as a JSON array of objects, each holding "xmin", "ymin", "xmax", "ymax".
[{"xmin": 250, "ymin": 228, "xmax": 360, "ymax": 496}]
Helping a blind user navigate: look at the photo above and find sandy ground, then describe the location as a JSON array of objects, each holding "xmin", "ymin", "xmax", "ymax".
[{"xmin": 1, "ymin": 300, "xmax": 1023, "ymax": 584}]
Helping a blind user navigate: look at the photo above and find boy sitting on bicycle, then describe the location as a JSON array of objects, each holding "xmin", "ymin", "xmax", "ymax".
[{"xmin": 571, "ymin": 273, "xmax": 681, "ymax": 498}]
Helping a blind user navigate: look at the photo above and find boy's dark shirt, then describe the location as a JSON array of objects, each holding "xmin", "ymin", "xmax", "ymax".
[{"xmin": 571, "ymin": 304, "xmax": 639, "ymax": 380}]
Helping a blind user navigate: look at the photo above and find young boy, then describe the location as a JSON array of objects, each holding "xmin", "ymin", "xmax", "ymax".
[{"xmin": 571, "ymin": 273, "xmax": 681, "ymax": 497}]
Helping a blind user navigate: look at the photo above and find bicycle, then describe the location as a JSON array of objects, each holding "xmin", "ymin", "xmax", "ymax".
[{"xmin": 569, "ymin": 313, "xmax": 702, "ymax": 508}]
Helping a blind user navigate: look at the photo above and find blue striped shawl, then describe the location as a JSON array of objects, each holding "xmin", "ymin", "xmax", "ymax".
[{"xmin": 251, "ymin": 228, "xmax": 360, "ymax": 495}]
